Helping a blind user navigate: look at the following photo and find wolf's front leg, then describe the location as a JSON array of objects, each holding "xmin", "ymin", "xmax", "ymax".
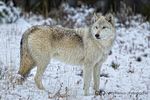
[
  {"xmin": 93, "ymin": 62, "xmax": 102, "ymax": 95},
  {"xmin": 83, "ymin": 63, "xmax": 93, "ymax": 96}
]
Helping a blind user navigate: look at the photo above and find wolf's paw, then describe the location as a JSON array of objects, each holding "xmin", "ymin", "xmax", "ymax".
[
  {"xmin": 38, "ymin": 85, "xmax": 45, "ymax": 90},
  {"xmin": 95, "ymin": 90, "xmax": 100, "ymax": 95},
  {"xmin": 84, "ymin": 89, "xmax": 89, "ymax": 96},
  {"xmin": 34, "ymin": 77, "xmax": 45, "ymax": 90},
  {"xmin": 95, "ymin": 89, "xmax": 106, "ymax": 96}
]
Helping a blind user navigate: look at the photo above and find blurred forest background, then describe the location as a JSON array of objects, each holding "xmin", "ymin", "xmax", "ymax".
[{"xmin": 0, "ymin": 0, "xmax": 150, "ymax": 24}]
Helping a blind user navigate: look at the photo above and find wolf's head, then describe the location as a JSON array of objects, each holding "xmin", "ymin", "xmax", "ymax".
[{"xmin": 90, "ymin": 13, "xmax": 115, "ymax": 41}]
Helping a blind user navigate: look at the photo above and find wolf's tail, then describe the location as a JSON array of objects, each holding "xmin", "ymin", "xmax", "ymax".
[{"xmin": 18, "ymin": 28, "xmax": 35, "ymax": 78}]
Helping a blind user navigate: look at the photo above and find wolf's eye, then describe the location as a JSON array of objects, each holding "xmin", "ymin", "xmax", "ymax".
[
  {"xmin": 95, "ymin": 26, "xmax": 98, "ymax": 29},
  {"xmin": 102, "ymin": 26, "xmax": 106, "ymax": 29}
]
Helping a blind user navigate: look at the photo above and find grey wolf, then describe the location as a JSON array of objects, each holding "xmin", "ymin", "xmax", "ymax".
[{"xmin": 18, "ymin": 13, "xmax": 116, "ymax": 96}]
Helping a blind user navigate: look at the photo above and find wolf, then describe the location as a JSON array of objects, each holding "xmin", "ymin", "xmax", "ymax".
[{"xmin": 18, "ymin": 13, "xmax": 116, "ymax": 96}]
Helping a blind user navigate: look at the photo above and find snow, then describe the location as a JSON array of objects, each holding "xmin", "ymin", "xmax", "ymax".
[{"xmin": 0, "ymin": 4, "xmax": 150, "ymax": 100}]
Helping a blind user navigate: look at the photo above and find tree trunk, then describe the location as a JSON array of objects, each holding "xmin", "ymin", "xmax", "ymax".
[{"xmin": 43, "ymin": 0, "xmax": 48, "ymax": 19}]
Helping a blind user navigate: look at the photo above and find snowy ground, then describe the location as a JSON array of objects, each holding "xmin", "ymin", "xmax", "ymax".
[{"xmin": 0, "ymin": 5, "xmax": 150, "ymax": 100}]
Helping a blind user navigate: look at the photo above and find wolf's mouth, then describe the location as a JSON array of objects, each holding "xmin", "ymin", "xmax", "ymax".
[{"xmin": 96, "ymin": 37, "xmax": 101, "ymax": 39}]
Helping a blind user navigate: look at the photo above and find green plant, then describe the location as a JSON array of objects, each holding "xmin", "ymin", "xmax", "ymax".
[{"xmin": 111, "ymin": 61, "xmax": 119, "ymax": 70}]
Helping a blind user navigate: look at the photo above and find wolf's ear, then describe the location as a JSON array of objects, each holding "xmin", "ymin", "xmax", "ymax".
[
  {"xmin": 91, "ymin": 13, "xmax": 99, "ymax": 23},
  {"xmin": 105, "ymin": 13, "xmax": 115, "ymax": 26}
]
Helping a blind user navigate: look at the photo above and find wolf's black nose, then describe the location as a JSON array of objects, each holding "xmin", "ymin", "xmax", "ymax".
[{"xmin": 95, "ymin": 34, "xmax": 99, "ymax": 38}]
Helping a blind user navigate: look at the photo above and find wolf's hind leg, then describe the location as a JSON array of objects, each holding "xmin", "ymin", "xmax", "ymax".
[{"xmin": 34, "ymin": 59, "xmax": 49, "ymax": 90}]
